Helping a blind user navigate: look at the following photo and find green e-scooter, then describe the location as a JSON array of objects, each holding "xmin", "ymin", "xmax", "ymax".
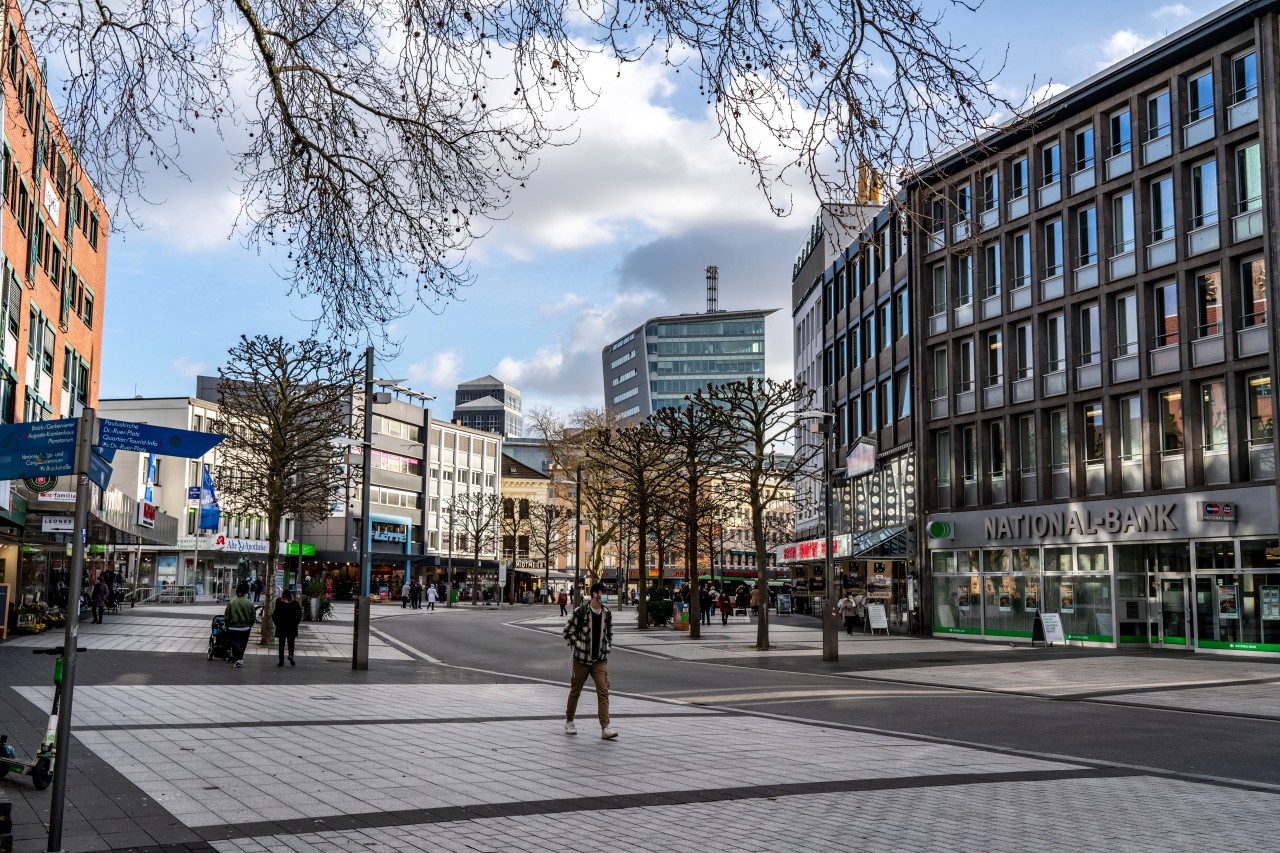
[{"xmin": 0, "ymin": 646, "xmax": 84, "ymax": 790}]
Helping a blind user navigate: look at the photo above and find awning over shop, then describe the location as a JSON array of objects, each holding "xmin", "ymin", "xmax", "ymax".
[{"xmin": 850, "ymin": 525, "xmax": 909, "ymax": 559}]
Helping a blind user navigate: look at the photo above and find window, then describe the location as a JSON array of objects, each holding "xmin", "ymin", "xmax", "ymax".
[
  {"xmin": 878, "ymin": 303, "xmax": 891, "ymax": 351},
  {"xmin": 1076, "ymin": 206, "xmax": 1097, "ymax": 266},
  {"xmin": 1247, "ymin": 374, "xmax": 1272, "ymax": 444},
  {"xmin": 1050, "ymin": 409, "xmax": 1069, "ymax": 470},
  {"xmin": 982, "ymin": 170, "xmax": 999, "ymax": 211},
  {"xmin": 1010, "ymin": 157, "xmax": 1028, "ymax": 199},
  {"xmin": 1201, "ymin": 381, "xmax": 1227, "ymax": 452},
  {"xmin": 864, "ymin": 386, "xmax": 877, "ymax": 435},
  {"xmin": 1012, "ymin": 231, "xmax": 1030, "ymax": 288},
  {"xmin": 1083, "ymin": 403, "xmax": 1104, "ymax": 464},
  {"xmin": 1160, "ymin": 390, "xmax": 1184, "ymax": 453},
  {"xmin": 932, "ymin": 347, "xmax": 948, "ymax": 397},
  {"xmin": 1232, "ymin": 50, "xmax": 1258, "ymax": 104},
  {"xmin": 1151, "ymin": 175, "xmax": 1174, "ymax": 242},
  {"xmin": 895, "ymin": 289, "xmax": 910, "ymax": 339},
  {"xmin": 1017, "ymin": 415, "xmax": 1035, "ymax": 473},
  {"xmin": 983, "ymin": 243, "xmax": 1001, "ymax": 297},
  {"xmin": 956, "ymin": 255, "xmax": 973, "ymax": 305},
  {"xmin": 1195, "ymin": 270, "xmax": 1222, "ymax": 337},
  {"xmin": 1046, "ymin": 313, "xmax": 1066, "ymax": 372},
  {"xmin": 835, "ymin": 337, "xmax": 846, "ymax": 378},
  {"xmin": 958, "ymin": 338, "xmax": 975, "ymax": 393},
  {"xmin": 990, "ymin": 421, "xmax": 1006, "ymax": 478},
  {"xmin": 930, "ymin": 264, "xmax": 946, "ymax": 315},
  {"xmin": 1147, "ymin": 89, "xmax": 1171, "ymax": 140},
  {"xmin": 1241, "ymin": 258, "xmax": 1266, "ymax": 327},
  {"xmin": 1041, "ymin": 142, "xmax": 1060, "ymax": 185},
  {"xmin": 1114, "ymin": 292, "xmax": 1138, "ymax": 356},
  {"xmin": 863, "ymin": 315, "xmax": 876, "ymax": 360},
  {"xmin": 1044, "ymin": 219, "xmax": 1063, "ymax": 277},
  {"xmin": 935, "ymin": 432, "xmax": 951, "ymax": 485},
  {"xmin": 1187, "ymin": 68, "xmax": 1214, "ymax": 123},
  {"xmin": 1110, "ymin": 108, "xmax": 1131, "ymax": 156},
  {"xmin": 881, "ymin": 378, "xmax": 893, "ymax": 428},
  {"xmin": 1154, "ymin": 281, "xmax": 1179, "ymax": 347},
  {"xmin": 1014, "ymin": 323, "xmax": 1033, "ymax": 379},
  {"xmin": 1112, "ymin": 192, "xmax": 1134, "ymax": 256},
  {"xmin": 1073, "ymin": 126, "xmax": 1094, "ymax": 172},
  {"xmin": 985, "ymin": 331, "xmax": 1003, "ymax": 386},
  {"xmin": 961, "ymin": 426, "xmax": 977, "ymax": 483},
  {"xmin": 1190, "ymin": 159, "xmax": 1218, "ymax": 228},
  {"xmin": 1120, "ymin": 397, "xmax": 1142, "ymax": 461},
  {"xmin": 1078, "ymin": 303, "xmax": 1100, "ymax": 365},
  {"xmin": 849, "ymin": 326, "xmax": 861, "ymax": 369},
  {"xmin": 1236, "ymin": 142, "xmax": 1261, "ymax": 215},
  {"xmin": 898, "ymin": 370, "xmax": 911, "ymax": 418},
  {"xmin": 956, "ymin": 183, "xmax": 971, "ymax": 219}
]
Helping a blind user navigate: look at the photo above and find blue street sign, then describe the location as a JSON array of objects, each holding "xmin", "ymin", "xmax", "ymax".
[
  {"xmin": 96, "ymin": 418, "xmax": 224, "ymax": 458},
  {"xmin": 0, "ymin": 419, "xmax": 78, "ymax": 480},
  {"xmin": 88, "ymin": 449, "xmax": 113, "ymax": 490},
  {"xmin": 187, "ymin": 486, "xmax": 200, "ymax": 500}
]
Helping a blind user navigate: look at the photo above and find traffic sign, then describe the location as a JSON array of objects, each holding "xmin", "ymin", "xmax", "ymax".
[
  {"xmin": 0, "ymin": 419, "xmax": 78, "ymax": 480},
  {"xmin": 88, "ymin": 449, "xmax": 113, "ymax": 489},
  {"xmin": 96, "ymin": 418, "xmax": 223, "ymax": 458}
]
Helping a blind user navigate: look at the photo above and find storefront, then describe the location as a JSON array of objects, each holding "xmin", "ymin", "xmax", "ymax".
[{"xmin": 927, "ymin": 487, "xmax": 1280, "ymax": 655}]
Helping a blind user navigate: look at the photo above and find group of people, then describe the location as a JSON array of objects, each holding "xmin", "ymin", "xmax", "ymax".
[
  {"xmin": 400, "ymin": 579, "xmax": 441, "ymax": 610},
  {"xmin": 222, "ymin": 583, "xmax": 304, "ymax": 668},
  {"xmin": 837, "ymin": 588, "xmax": 870, "ymax": 634},
  {"xmin": 689, "ymin": 582, "xmax": 764, "ymax": 626}
]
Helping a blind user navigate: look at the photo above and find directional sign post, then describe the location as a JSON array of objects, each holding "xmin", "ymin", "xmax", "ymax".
[
  {"xmin": 96, "ymin": 418, "xmax": 224, "ymax": 458},
  {"xmin": 0, "ymin": 418, "xmax": 79, "ymax": 481}
]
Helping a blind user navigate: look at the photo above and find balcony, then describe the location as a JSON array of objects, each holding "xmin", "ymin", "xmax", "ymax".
[
  {"xmin": 1075, "ymin": 358, "xmax": 1102, "ymax": 390},
  {"xmin": 1073, "ymin": 262, "xmax": 1098, "ymax": 292},
  {"xmin": 1228, "ymin": 95, "xmax": 1259, "ymax": 130},
  {"xmin": 1183, "ymin": 114, "xmax": 1214, "ymax": 148},
  {"xmin": 1121, "ymin": 459, "xmax": 1143, "ymax": 493},
  {"xmin": 1011, "ymin": 376, "xmax": 1034, "ymax": 403},
  {"xmin": 1070, "ymin": 165, "xmax": 1095, "ymax": 195},
  {"xmin": 981, "ymin": 291, "xmax": 1002, "ymax": 321},
  {"xmin": 1085, "ymin": 464, "xmax": 1104, "ymax": 496},
  {"xmin": 1161, "ymin": 452, "xmax": 1186, "ymax": 489},
  {"xmin": 953, "ymin": 220, "xmax": 971, "ymax": 243},
  {"xmin": 1108, "ymin": 249, "xmax": 1136, "ymax": 280},
  {"xmin": 928, "ymin": 309, "xmax": 948, "ymax": 337},
  {"xmin": 980, "ymin": 207, "xmax": 1000, "ymax": 232},
  {"xmin": 1146, "ymin": 236, "xmax": 1176, "ymax": 268},
  {"xmin": 1105, "ymin": 149, "xmax": 1132, "ymax": 180},
  {"xmin": 1150, "ymin": 342, "xmax": 1181, "ymax": 375},
  {"xmin": 1143, "ymin": 132, "xmax": 1172, "ymax": 165},
  {"xmin": 1232, "ymin": 206, "xmax": 1263, "ymax": 242},
  {"xmin": 1040, "ymin": 273, "xmax": 1064, "ymax": 302},
  {"xmin": 954, "ymin": 299, "xmax": 974, "ymax": 328},
  {"xmin": 1008, "ymin": 194, "xmax": 1029, "ymax": 221},
  {"xmin": 1204, "ymin": 449, "xmax": 1230, "ymax": 486},
  {"xmin": 1051, "ymin": 468, "xmax": 1070, "ymax": 499},
  {"xmin": 1187, "ymin": 221, "xmax": 1220, "ymax": 257},
  {"xmin": 1010, "ymin": 280, "xmax": 1032, "ymax": 311},
  {"xmin": 983, "ymin": 382, "xmax": 1005, "ymax": 409},
  {"xmin": 1043, "ymin": 368, "xmax": 1067, "ymax": 397},
  {"xmin": 1191, "ymin": 333, "xmax": 1225, "ymax": 367},
  {"xmin": 929, "ymin": 393, "xmax": 950, "ymax": 420},
  {"xmin": 1038, "ymin": 181, "xmax": 1061, "ymax": 208},
  {"xmin": 1237, "ymin": 323, "xmax": 1268, "ymax": 357},
  {"xmin": 1250, "ymin": 440, "xmax": 1274, "ymax": 481},
  {"xmin": 955, "ymin": 385, "xmax": 976, "ymax": 415},
  {"xmin": 928, "ymin": 230, "xmax": 945, "ymax": 253},
  {"xmin": 1111, "ymin": 348, "xmax": 1140, "ymax": 383}
]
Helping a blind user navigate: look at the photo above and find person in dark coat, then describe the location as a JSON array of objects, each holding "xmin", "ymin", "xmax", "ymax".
[
  {"xmin": 271, "ymin": 589, "xmax": 304, "ymax": 667},
  {"xmin": 91, "ymin": 577, "xmax": 110, "ymax": 624}
]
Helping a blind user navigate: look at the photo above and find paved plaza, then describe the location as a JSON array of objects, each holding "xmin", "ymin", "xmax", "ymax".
[{"xmin": 2, "ymin": 604, "xmax": 1280, "ymax": 851}]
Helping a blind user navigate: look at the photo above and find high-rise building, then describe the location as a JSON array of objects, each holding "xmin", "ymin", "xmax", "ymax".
[
  {"xmin": 603, "ymin": 268, "xmax": 775, "ymax": 418},
  {"xmin": 452, "ymin": 374, "xmax": 522, "ymax": 438}
]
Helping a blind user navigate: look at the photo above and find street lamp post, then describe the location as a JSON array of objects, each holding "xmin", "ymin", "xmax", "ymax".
[
  {"xmin": 352, "ymin": 346, "xmax": 376, "ymax": 671},
  {"xmin": 446, "ymin": 501, "xmax": 455, "ymax": 607},
  {"xmin": 799, "ymin": 410, "xmax": 838, "ymax": 663},
  {"xmin": 573, "ymin": 463, "xmax": 582, "ymax": 607}
]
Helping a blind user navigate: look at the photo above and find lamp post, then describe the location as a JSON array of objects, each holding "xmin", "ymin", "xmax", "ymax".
[
  {"xmin": 799, "ymin": 409, "xmax": 838, "ymax": 663},
  {"xmin": 446, "ymin": 500, "xmax": 455, "ymax": 607},
  {"xmin": 573, "ymin": 462, "xmax": 583, "ymax": 606}
]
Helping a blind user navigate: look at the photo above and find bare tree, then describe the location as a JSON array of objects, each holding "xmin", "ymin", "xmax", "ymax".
[
  {"xmin": 449, "ymin": 492, "xmax": 502, "ymax": 600},
  {"xmin": 214, "ymin": 335, "xmax": 359, "ymax": 644},
  {"xmin": 499, "ymin": 497, "xmax": 529, "ymax": 602},
  {"xmin": 527, "ymin": 499, "xmax": 567, "ymax": 599},
  {"xmin": 695, "ymin": 379, "xmax": 820, "ymax": 650},
  {"xmin": 22, "ymin": 0, "xmax": 1020, "ymax": 333}
]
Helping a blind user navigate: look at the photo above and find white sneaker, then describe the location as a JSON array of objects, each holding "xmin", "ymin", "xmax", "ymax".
[
  {"xmin": 234, "ymin": 661, "xmax": 243, "ymax": 668},
  {"xmin": 563, "ymin": 721, "xmax": 577, "ymax": 735},
  {"xmin": 601, "ymin": 727, "xmax": 618, "ymax": 740}
]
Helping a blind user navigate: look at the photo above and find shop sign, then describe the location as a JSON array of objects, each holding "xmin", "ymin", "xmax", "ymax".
[
  {"xmin": 41, "ymin": 516, "xmax": 73, "ymax": 533},
  {"xmin": 845, "ymin": 438, "xmax": 877, "ymax": 478},
  {"xmin": 211, "ymin": 535, "xmax": 269, "ymax": 554},
  {"xmin": 137, "ymin": 500, "xmax": 157, "ymax": 529},
  {"xmin": 1201, "ymin": 501, "xmax": 1238, "ymax": 522},
  {"xmin": 984, "ymin": 504, "xmax": 1177, "ymax": 540},
  {"xmin": 371, "ymin": 521, "xmax": 408, "ymax": 542},
  {"xmin": 284, "ymin": 542, "xmax": 316, "ymax": 557},
  {"xmin": 177, "ymin": 535, "xmax": 217, "ymax": 550}
]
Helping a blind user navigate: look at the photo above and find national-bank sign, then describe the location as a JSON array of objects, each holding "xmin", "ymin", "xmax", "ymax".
[{"xmin": 928, "ymin": 488, "xmax": 1276, "ymax": 548}]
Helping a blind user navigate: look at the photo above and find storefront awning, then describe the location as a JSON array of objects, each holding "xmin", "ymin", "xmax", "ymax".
[{"xmin": 850, "ymin": 525, "xmax": 910, "ymax": 559}]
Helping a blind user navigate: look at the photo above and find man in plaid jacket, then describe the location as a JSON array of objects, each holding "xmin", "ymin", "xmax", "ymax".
[{"xmin": 562, "ymin": 582, "xmax": 618, "ymax": 740}]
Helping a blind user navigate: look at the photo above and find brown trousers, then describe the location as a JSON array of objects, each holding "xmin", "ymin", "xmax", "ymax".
[{"xmin": 566, "ymin": 660, "xmax": 610, "ymax": 727}]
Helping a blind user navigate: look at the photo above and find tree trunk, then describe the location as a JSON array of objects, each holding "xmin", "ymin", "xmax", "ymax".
[
  {"xmin": 636, "ymin": 509, "xmax": 649, "ymax": 629},
  {"xmin": 754, "ymin": 510, "xmax": 769, "ymax": 650},
  {"xmin": 260, "ymin": 525, "xmax": 278, "ymax": 645},
  {"xmin": 686, "ymin": 473, "xmax": 701, "ymax": 639}
]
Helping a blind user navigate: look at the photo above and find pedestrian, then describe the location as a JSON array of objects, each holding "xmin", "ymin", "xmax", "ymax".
[
  {"xmin": 252, "ymin": 578, "xmax": 263, "ymax": 603},
  {"xmin": 271, "ymin": 588, "xmax": 303, "ymax": 667},
  {"xmin": 718, "ymin": 590, "xmax": 732, "ymax": 625},
  {"xmin": 410, "ymin": 580, "xmax": 422, "ymax": 609},
  {"xmin": 558, "ymin": 590, "xmax": 568, "ymax": 617},
  {"xmin": 426, "ymin": 582, "xmax": 438, "ymax": 610},
  {"xmin": 91, "ymin": 577, "xmax": 110, "ymax": 624},
  {"xmin": 562, "ymin": 582, "xmax": 617, "ymax": 740},
  {"xmin": 223, "ymin": 587, "xmax": 256, "ymax": 668},
  {"xmin": 401, "ymin": 579, "xmax": 411, "ymax": 608},
  {"xmin": 699, "ymin": 584, "xmax": 713, "ymax": 626},
  {"xmin": 749, "ymin": 584, "xmax": 763, "ymax": 618},
  {"xmin": 838, "ymin": 590, "xmax": 858, "ymax": 635}
]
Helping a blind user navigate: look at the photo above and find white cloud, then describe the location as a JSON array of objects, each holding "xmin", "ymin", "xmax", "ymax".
[
  {"xmin": 406, "ymin": 350, "xmax": 464, "ymax": 392},
  {"xmin": 1098, "ymin": 29, "xmax": 1155, "ymax": 69},
  {"xmin": 1152, "ymin": 4, "xmax": 1194, "ymax": 19},
  {"xmin": 172, "ymin": 355, "xmax": 210, "ymax": 380},
  {"xmin": 1028, "ymin": 82, "xmax": 1069, "ymax": 108}
]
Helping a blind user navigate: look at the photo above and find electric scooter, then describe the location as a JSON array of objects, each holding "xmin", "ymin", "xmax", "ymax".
[{"xmin": 0, "ymin": 645, "xmax": 85, "ymax": 790}]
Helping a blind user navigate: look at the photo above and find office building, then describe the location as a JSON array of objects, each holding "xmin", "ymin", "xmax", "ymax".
[{"xmin": 452, "ymin": 374, "xmax": 523, "ymax": 439}]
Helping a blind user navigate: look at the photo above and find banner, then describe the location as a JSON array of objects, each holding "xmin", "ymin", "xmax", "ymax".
[
  {"xmin": 144, "ymin": 453, "xmax": 157, "ymax": 503},
  {"xmin": 199, "ymin": 464, "xmax": 221, "ymax": 531}
]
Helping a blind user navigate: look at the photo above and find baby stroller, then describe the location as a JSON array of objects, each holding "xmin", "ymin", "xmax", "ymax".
[{"xmin": 208, "ymin": 616, "xmax": 233, "ymax": 661}]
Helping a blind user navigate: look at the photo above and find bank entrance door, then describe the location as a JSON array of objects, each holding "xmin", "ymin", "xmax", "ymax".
[{"xmin": 1155, "ymin": 577, "xmax": 1194, "ymax": 649}]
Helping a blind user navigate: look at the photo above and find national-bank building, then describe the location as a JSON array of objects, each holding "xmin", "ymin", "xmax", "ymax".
[{"xmin": 913, "ymin": 0, "xmax": 1280, "ymax": 655}]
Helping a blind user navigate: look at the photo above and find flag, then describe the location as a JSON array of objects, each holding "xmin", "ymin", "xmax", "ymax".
[
  {"xmin": 144, "ymin": 453, "xmax": 156, "ymax": 503},
  {"xmin": 199, "ymin": 464, "xmax": 221, "ymax": 531}
]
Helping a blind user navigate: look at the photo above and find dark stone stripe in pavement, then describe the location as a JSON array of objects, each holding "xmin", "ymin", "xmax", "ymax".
[
  {"xmin": 192, "ymin": 767, "xmax": 1136, "ymax": 843},
  {"xmin": 75, "ymin": 711, "xmax": 725, "ymax": 733},
  {"xmin": 1066, "ymin": 675, "xmax": 1280, "ymax": 701}
]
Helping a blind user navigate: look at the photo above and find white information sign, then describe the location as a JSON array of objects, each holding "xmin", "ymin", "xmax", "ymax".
[
  {"xmin": 867, "ymin": 603, "xmax": 889, "ymax": 631},
  {"xmin": 1039, "ymin": 613, "xmax": 1066, "ymax": 644}
]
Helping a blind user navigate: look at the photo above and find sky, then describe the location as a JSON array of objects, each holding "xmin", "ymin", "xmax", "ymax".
[{"xmin": 98, "ymin": 0, "xmax": 1219, "ymax": 419}]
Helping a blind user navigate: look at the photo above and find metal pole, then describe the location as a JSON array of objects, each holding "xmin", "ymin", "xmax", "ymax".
[
  {"xmin": 573, "ymin": 463, "xmax": 582, "ymax": 607},
  {"xmin": 352, "ymin": 346, "xmax": 373, "ymax": 670},
  {"xmin": 822, "ymin": 422, "xmax": 838, "ymax": 663},
  {"xmin": 446, "ymin": 503, "xmax": 454, "ymax": 606},
  {"xmin": 47, "ymin": 406, "xmax": 94, "ymax": 852}
]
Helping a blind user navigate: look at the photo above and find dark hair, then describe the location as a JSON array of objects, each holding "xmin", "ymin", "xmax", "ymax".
[
  {"xmin": 589, "ymin": 582, "xmax": 604, "ymax": 595},
  {"xmin": 282, "ymin": 589, "xmax": 293, "ymax": 600}
]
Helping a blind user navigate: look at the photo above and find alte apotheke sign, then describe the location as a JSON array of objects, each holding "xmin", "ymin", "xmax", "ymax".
[{"xmin": 985, "ymin": 504, "xmax": 1178, "ymax": 540}]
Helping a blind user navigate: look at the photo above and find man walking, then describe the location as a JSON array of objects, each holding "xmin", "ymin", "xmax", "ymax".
[
  {"xmin": 271, "ymin": 588, "xmax": 303, "ymax": 666},
  {"xmin": 223, "ymin": 587, "xmax": 256, "ymax": 668},
  {"xmin": 562, "ymin": 582, "xmax": 617, "ymax": 740},
  {"xmin": 91, "ymin": 576, "xmax": 110, "ymax": 624}
]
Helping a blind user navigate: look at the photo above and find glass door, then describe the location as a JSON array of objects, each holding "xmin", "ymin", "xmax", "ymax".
[{"xmin": 1157, "ymin": 577, "xmax": 1194, "ymax": 648}]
